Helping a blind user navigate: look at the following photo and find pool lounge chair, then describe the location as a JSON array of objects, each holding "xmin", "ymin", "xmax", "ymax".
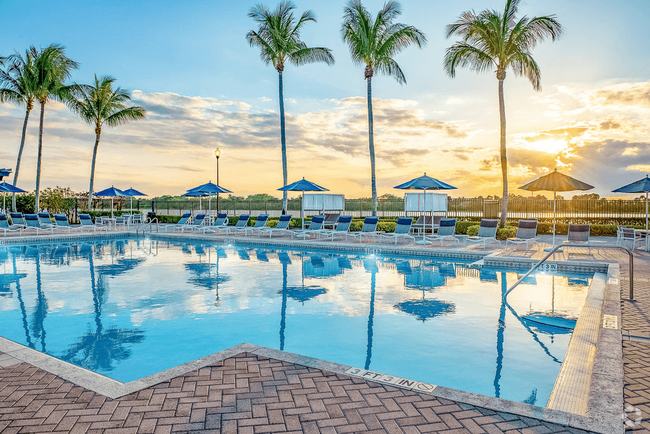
[
  {"xmin": 202, "ymin": 213, "xmax": 229, "ymax": 233},
  {"xmin": 159, "ymin": 213, "xmax": 191, "ymax": 232},
  {"xmin": 322, "ymin": 213, "xmax": 340, "ymax": 230},
  {"xmin": 53, "ymin": 214, "xmax": 85, "ymax": 233},
  {"xmin": 79, "ymin": 214, "xmax": 108, "ymax": 232},
  {"xmin": 224, "ymin": 214, "xmax": 251, "ymax": 235},
  {"xmin": 180, "ymin": 214, "xmax": 208, "ymax": 232},
  {"xmin": 243, "ymin": 214, "xmax": 270, "ymax": 236},
  {"xmin": 38, "ymin": 212, "xmax": 55, "ymax": 229},
  {"xmin": 294, "ymin": 216, "xmax": 324, "ymax": 239},
  {"xmin": 10, "ymin": 213, "xmax": 27, "ymax": 227},
  {"xmin": 318, "ymin": 216, "xmax": 353, "ymax": 241},
  {"xmin": 347, "ymin": 217, "xmax": 381, "ymax": 242},
  {"xmin": 618, "ymin": 227, "xmax": 644, "ymax": 250},
  {"xmin": 262, "ymin": 215, "xmax": 293, "ymax": 238},
  {"xmin": 506, "ymin": 219, "xmax": 538, "ymax": 250},
  {"xmin": 380, "ymin": 217, "xmax": 415, "ymax": 245},
  {"xmin": 24, "ymin": 214, "xmax": 55, "ymax": 235},
  {"xmin": 0, "ymin": 214, "xmax": 24, "ymax": 236},
  {"xmin": 426, "ymin": 218, "xmax": 459, "ymax": 247},
  {"xmin": 564, "ymin": 224, "xmax": 600, "ymax": 245},
  {"xmin": 465, "ymin": 219, "xmax": 500, "ymax": 249}
]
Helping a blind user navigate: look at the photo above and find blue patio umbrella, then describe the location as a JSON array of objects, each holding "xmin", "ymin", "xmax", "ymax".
[
  {"xmin": 121, "ymin": 187, "xmax": 147, "ymax": 214},
  {"xmin": 278, "ymin": 178, "xmax": 329, "ymax": 230},
  {"xmin": 93, "ymin": 186, "xmax": 126, "ymax": 218},
  {"xmin": 613, "ymin": 175, "xmax": 650, "ymax": 230},
  {"xmin": 0, "ymin": 181, "xmax": 27, "ymax": 214},
  {"xmin": 187, "ymin": 181, "xmax": 232, "ymax": 216},
  {"xmin": 394, "ymin": 173, "xmax": 457, "ymax": 245},
  {"xmin": 182, "ymin": 190, "xmax": 210, "ymax": 212}
]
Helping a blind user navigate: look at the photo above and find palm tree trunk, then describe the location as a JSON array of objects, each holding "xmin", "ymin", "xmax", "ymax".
[
  {"xmin": 34, "ymin": 102, "xmax": 45, "ymax": 211},
  {"xmin": 367, "ymin": 77, "xmax": 377, "ymax": 216},
  {"xmin": 88, "ymin": 132, "xmax": 101, "ymax": 210},
  {"xmin": 12, "ymin": 106, "xmax": 32, "ymax": 212},
  {"xmin": 278, "ymin": 71, "xmax": 288, "ymax": 214},
  {"xmin": 498, "ymin": 78, "xmax": 508, "ymax": 227}
]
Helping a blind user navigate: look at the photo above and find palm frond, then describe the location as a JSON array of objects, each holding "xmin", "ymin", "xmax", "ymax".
[
  {"xmin": 288, "ymin": 46, "xmax": 334, "ymax": 66},
  {"xmin": 375, "ymin": 57, "xmax": 406, "ymax": 84},
  {"xmin": 443, "ymin": 42, "xmax": 494, "ymax": 77},
  {"xmin": 104, "ymin": 106, "xmax": 146, "ymax": 128},
  {"xmin": 508, "ymin": 51, "xmax": 541, "ymax": 90}
]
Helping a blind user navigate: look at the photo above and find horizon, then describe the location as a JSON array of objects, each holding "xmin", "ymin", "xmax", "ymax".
[{"xmin": 1, "ymin": 0, "xmax": 650, "ymax": 201}]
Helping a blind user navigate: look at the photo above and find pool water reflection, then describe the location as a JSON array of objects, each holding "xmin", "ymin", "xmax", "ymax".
[{"xmin": 0, "ymin": 237, "xmax": 592, "ymax": 405}]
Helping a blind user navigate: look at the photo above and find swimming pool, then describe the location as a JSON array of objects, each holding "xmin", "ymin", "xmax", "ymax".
[{"xmin": 0, "ymin": 236, "xmax": 592, "ymax": 405}]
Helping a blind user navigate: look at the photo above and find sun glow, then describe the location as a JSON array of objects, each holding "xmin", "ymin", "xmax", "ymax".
[{"xmin": 524, "ymin": 138, "xmax": 568, "ymax": 154}]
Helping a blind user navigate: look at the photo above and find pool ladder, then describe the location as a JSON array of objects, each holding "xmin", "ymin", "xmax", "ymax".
[
  {"xmin": 504, "ymin": 243, "xmax": 635, "ymax": 301},
  {"xmin": 134, "ymin": 217, "xmax": 159, "ymax": 236}
]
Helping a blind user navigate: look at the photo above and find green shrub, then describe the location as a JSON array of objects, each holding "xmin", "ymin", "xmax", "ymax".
[
  {"xmin": 466, "ymin": 225, "xmax": 480, "ymax": 236},
  {"xmin": 497, "ymin": 226, "xmax": 518, "ymax": 240},
  {"xmin": 456, "ymin": 220, "xmax": 481, "ymax": 235},
  {"xmin": 377, "ymin": 221, "xmax": 396, "ymax": 233},
  {"xmin": 350, "ymin": 221, "xmax": 364, "ymax": 232}
]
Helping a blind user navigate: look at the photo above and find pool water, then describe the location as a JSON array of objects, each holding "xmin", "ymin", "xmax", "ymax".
[{"xmin": 0, "ymin": 237, "xmax": 592, "ymax": 405}]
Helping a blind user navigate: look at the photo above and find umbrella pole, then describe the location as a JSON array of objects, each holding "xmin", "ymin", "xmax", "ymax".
[
  {"xmin": 646, "ymin": 192, "xmax": 648, "ymax": 232},
  {"xmin": 111, "ymin": 197, "xmax": 114, "ymax": 219},
  {"xmin": 544, "ymin": 191, "xmax": 560, "ymax": 252},
  {"xmin": 301, "ymin": 191, "xmax": 305, "ymax": 231},
  {"xmin": 416, "ymin": 188, "xmax": 430, "ymax": 245}
]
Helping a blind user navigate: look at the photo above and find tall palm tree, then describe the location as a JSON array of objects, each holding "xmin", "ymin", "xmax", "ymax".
[
  {"xmin": 246, "ymin": 1, "xmax": 334, "ymax": 214},
  {"xmin": 32, "ymin": 44, "xmax": 79, "ymax": 211},
  {"xmin": 67, "ymin": 75, "xmax": 145, "ymax": 206},
  {"xmin": 444, "ymin": 0, "xmax": 562, "ymax": 226},
  {"xmin": 0, "ymin": 49, "xmax": 38, "ymax": 211},
  {"xmin": 341, "ymin": 0, "xmax": 426, "ymax": 216}
]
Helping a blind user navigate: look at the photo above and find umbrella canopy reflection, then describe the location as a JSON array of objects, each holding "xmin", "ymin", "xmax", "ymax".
[{"xmin": 394, "ymin": 299, "xmax": 456, "ymax": 322}]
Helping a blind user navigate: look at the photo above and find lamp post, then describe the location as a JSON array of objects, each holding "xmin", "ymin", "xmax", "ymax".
[{"xmin": 215, "ymin": 148, "xmax": 221, "ymax": 213}]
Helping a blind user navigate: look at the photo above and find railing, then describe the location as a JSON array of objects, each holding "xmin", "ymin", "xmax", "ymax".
[{"xmin": 504, "ymin": 243, "xmax": 635, "ymax": 301}]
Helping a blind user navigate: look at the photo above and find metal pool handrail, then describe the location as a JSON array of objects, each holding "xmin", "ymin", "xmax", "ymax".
[{"xmin": 504, "ymin": 243, "xmax": 634, "ymax": 301}]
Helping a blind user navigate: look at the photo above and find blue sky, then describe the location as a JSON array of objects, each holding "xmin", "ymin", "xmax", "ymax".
[{"xmin": 2, "ymin": 0, "xmax": 650, "ymax": 197}]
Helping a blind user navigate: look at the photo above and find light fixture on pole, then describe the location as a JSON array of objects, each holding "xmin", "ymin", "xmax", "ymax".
[{"xmin": 215, "ymin": 148, "xmax": 221, "ymax": 213}]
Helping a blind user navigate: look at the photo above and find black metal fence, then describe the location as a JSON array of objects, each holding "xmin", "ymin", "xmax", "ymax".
[{"xmin": 22, "ymin": 197, "xmax": 647, "ymax": 224}]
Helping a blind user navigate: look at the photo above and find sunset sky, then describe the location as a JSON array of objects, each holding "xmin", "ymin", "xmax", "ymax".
[{"xmin": 1, "ymin": 0, "xmax": 650, "ymax": 199}]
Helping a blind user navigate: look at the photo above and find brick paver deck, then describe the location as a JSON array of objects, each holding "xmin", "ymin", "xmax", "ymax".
[{"xmin": 0, "ymin": 352, "xmax": 593, "ymax": 434}]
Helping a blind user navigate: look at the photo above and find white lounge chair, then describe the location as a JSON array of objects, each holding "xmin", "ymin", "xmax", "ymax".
[
  {"xmin": 426, "ymin": 218, "xmax": 460, "ymax": 247},
  {"xmin": 618, "ymin": 227, "xmax": 644, "ymax": 250},
  {"xmin": 294, "ymin": 216, "xmax": 324, "ymax": 239},
  {"xmin": 380, "ymin": 217, "xmax": 415, "ymax": 245},
  {"xmin": 506, "ymin": 219, "xmax": 538, "ymax": 250},
  {"xmin": 0, "ymin": 213, "xmax": 24, "ymax": 236},
  {"xmin": 224, "ymin": 215, "xmax": 251, "ymax": 235},
  {"xmin": 318, "ymin": 216, "xmax": 353, "ymax": 241},
  {"xmin": 322, "ymin": 213, "xmax": 340, "ymax": 230},
  {"xmin": 37, "ymin": 212, "xmax": 55, "ymax": 229},
  {"xmin": 262, "ymin": 215, "xmax": 293, "ymax": 238},
  {"xmin": 347, "ymin": 217, "xmax": 381, "ymax": 242},
  {"xmin": 159, "ymin": 213, "xmax": 192, "ymax": 232},
  {"xmin": 244, "ymin": 214, "xmax": 270, "ymax": 236},
  {"xmin": 53, "ymin": 214, "xmax": 85, "ymax": 233},
  {"xmin": 202, "ymin": 213, "xmax": 229, "ymax": 233},
  {"xmin": 180, "ymin": 214, "xmax": 208, "ymax": 232},
  {"xmin": 24, "ymin": 214, "xmax": 55, "ymax": 235},
  {"xmin": 465, "ymin": 219, "xmax": 500, "ymax": 249},
  {"xmin": 79, "ymin": 214, "xmax": 108, "ymax": 232}
]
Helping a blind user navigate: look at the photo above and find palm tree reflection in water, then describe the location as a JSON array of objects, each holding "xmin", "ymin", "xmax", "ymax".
[{"xmin": 61, "ymin": 244, "xmax": 145, "ymax": 372}]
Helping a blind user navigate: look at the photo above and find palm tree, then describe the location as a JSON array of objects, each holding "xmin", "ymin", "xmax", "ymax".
[
  {"xmin": 32, "ymin": 44, "xmax": 79, "ymax": 211},
  {"xmin": 67, "ymin": 75, "xmax": 145, "ymax": 206},
  {"xmin": 0, "ymin": 49, "xmax": 38, "ymax": 211},
  {"xmin": 341, "ymin": 0, "xmax": 426, "ymax": 216},
  {"xmin": 444, "ymin": 0, "xmax": 562, "ymax": 226},
  {"xmin": 246, "ymin": 1, "xmax": 334, "ymax": 214}
]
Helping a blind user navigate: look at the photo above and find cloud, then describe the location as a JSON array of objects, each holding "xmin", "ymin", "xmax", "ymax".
[{"xmin": 593, "ymin": 82, "xmax": 650, "ymax": 107}]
